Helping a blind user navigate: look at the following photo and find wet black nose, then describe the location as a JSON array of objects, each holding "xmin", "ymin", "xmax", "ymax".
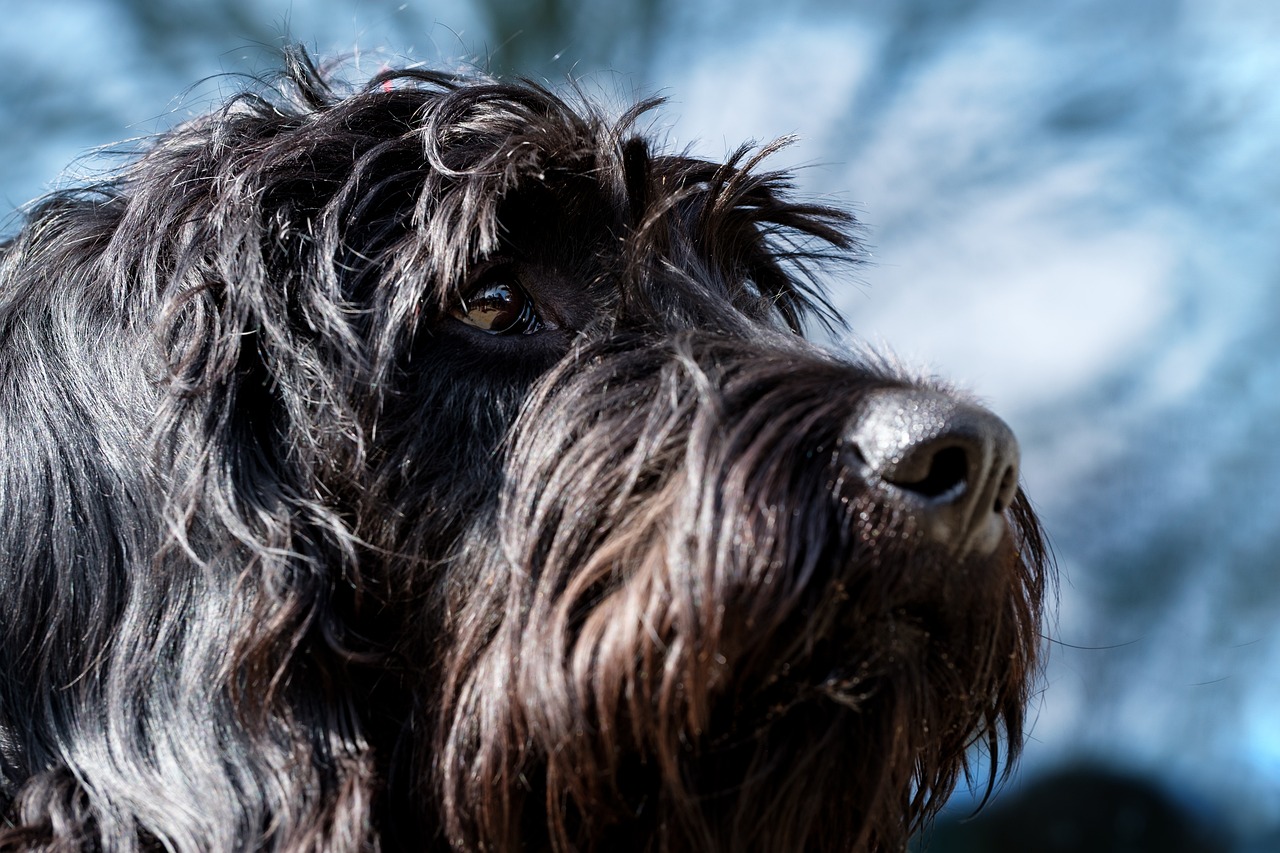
[{"xmin": 845, "ymin": 388, "xmax": 1021, "ymax": 558}]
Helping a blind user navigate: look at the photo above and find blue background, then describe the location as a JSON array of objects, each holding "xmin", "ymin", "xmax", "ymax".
[{"xmin": 4, "ymin": 1, "xmax": 1278, "ymax": 848}]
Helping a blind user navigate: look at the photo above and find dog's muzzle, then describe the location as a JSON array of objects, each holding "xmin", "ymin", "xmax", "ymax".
[{"xmin": 844, "ymin": 389, "xmax": 1021, "ymax": 559}]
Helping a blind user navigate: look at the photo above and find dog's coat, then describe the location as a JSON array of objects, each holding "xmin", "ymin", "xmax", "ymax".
[{"xmin": 0, "ymin": 50, "xmax": 1048, "ymax": 851}]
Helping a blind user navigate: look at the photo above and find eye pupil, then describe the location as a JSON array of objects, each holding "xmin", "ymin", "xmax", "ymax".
[
  {"xmin": 467, "ymin": 283, "xmax": 523, "ymax": 331},
  {"xmin": 454, "ymin": 281, "xmax": 540, "ymax": 335}
]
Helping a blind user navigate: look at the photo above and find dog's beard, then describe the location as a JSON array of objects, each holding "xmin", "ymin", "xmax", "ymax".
[{"xmin": 432, "ymin": 333, "xmax": 1047, "ymax": 852}]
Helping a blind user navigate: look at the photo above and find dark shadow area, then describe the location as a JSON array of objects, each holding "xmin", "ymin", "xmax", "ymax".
[{"xmin": 915, "ymin": 765, "xmax": 1233, "ymax": 853}]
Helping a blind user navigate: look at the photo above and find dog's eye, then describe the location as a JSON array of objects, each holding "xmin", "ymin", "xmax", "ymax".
[{"xmin": 452, "ymin": 280, "xmax": 542, "ymax": 335}]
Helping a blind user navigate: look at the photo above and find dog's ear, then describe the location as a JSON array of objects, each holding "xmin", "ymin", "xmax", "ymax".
[
  {"xmin": 0, "ymin": 53, "xmax": 437, "ymax": 843},
  {"xmin": 0, "ymin": 164, "xmax": 377, "ymax": 850}
]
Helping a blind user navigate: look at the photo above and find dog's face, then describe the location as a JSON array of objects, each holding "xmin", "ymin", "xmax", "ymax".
[{"xmin": 0, "ymin": 52, "xmax": 1048, "ymax": 852}]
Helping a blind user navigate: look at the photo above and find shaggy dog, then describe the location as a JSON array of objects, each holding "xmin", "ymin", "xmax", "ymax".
[{"xmin": 0, "ymin": 50, "xmax": 1049, "ymax": 851}]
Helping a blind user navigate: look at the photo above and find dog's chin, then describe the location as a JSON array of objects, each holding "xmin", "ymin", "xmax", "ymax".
[
  {"xmin": 715, "ymin": 533, "xmax": 1028, "ymax": 721},
  {"xmin": 678, "ymin": 517, "xmax": 1034, "ymax": 821}
]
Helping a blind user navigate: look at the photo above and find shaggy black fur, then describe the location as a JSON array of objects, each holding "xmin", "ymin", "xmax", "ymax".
[{"xmin": 0, "ymin": 49, "xmax": 1049, "ymax": 852}]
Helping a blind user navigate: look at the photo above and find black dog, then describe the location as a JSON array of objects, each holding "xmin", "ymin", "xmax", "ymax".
[{"xmin": 0, "ymin": 49, "xmax": 1049, "ymax": 851}]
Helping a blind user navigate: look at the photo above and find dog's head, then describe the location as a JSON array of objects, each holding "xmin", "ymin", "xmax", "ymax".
[{"xmin": 0, "ymin": 50, "xmax": 1049, "ymax": 851}]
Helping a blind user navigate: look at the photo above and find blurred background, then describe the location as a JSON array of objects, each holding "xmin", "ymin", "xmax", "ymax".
[{"xmin": 3, "ymin": 1, "xmax": 1278, "ymax": 850}]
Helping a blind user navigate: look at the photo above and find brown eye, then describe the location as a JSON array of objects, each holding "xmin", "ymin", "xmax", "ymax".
[{"xmin": 452, "ymin": 280, "xmax": 542, "ymax": 335}]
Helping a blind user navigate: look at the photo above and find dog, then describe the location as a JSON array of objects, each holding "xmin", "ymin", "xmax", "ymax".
[{"xmin": 0, "ymin": 48, "xmax": 1049, "ymax": 851}]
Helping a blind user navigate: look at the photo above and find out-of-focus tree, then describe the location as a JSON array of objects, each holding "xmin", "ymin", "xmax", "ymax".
[{"xmin": 472, "ymin": 0, "xmax": 664, "ymax": 76}]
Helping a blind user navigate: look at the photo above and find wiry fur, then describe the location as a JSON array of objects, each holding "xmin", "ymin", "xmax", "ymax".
[{"xmin": 0, "ymin": 49, "xmax": 1049, "ymax": 851}]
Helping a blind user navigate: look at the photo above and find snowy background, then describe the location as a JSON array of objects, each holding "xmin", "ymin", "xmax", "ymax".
[{"xmin": 4, "ymin": 1, "xmax": 1279, "ymax": 848}]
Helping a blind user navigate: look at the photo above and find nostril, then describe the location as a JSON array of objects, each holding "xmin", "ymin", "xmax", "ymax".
[
  {"xmin": 883, "ymin": 444, "xmax": 968, "ymax": 501},
  {"xmin": 844, "ymin": 388, "xmax": 1021, "ymax": 558}
]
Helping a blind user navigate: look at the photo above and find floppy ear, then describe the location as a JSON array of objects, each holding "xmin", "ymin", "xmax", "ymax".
[
  {"xmin": 0, "ymin": 79, "xmax": 382, "ymax": 850},
  {"xmin": 0, "ymin": 190, "xmax": 153, "ymax": 825}
]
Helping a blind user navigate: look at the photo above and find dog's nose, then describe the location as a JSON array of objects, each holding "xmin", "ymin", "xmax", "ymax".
[{"xmin": 844, "ymin": 389, "xmax": 1021, "ymax": 558}]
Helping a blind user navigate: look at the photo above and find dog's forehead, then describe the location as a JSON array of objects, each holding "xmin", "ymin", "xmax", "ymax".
[{"xmin": 485, "ymin": 175, "xmax": 622, "ymax": 254}]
